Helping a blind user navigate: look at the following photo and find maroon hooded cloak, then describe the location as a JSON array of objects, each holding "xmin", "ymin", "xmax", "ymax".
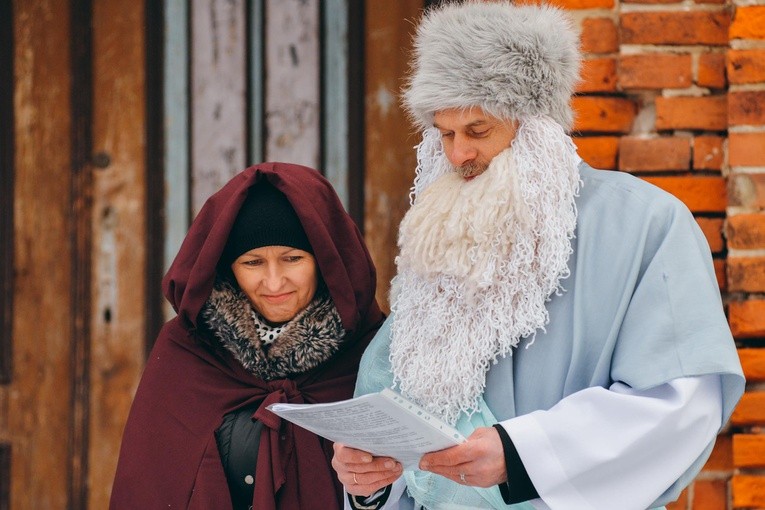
[{"xmin": 110, "ymin": 163, "xmax": 384, "ymax": 509}]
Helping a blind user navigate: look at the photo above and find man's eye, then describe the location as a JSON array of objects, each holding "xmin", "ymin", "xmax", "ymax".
[
  {"xmin": 439, "ymin": 131, "xmax": 454, "ymax": 138},
  {"xmin": 469, "ymin": 130, "xmax": 489, "ymax": 138}
]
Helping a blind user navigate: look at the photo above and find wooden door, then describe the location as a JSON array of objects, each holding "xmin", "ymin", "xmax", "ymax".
[{"xmin": 3, "ymin": 0, "xmax": 148, "ymax": 508}]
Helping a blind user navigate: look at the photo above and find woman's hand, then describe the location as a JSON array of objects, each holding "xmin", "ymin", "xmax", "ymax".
[
  {"xmin": 419, "ymin": 426, "xmax": 507, "ymax": 487},
  {"xmin": 332, "ymin": 443, "xmax": 404, "ymax": 496}
]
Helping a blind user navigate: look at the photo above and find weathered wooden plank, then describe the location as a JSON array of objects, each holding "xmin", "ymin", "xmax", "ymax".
[
  {"xmin": 69, "ymin": 1, "xmax": 93, "ymax": 507},
  {"xmin": 88, "ymin": 0, "xmax": 148, "ymax": 507},
  {"xmin": 323, "ymin": 0, "xmax": 349, "ymax": 208},
  {"xmin": 265, "ymin": 0, "xmax": 320, "ymax": 168},
  {"xmin": 164, "ymin": 0, "xmax": 190, "ymax": 277},
  {"xmin": 191, "ymin": 0, "xmax": 247, "ymax": 215},
  {"xmin": 0, "ymin": 443, "xmax": 8, "ymax": 510},
  {"xmin": 12, "ymin": 0, "xmax": 75, "ymax": 507},
  {"xmin": 364, "ymin": 0, "xmax": 422, "ymax": 312},
  {"xmin": 0, "ymin": 0, "xmax": 14, "ymax": 386},
  {"xmin": 146, "ymin": 0, "xmax": 165, "ymax": 342},
  {"xmin": 249, "ymin": 0, "xmax": 264, "ymax": 165}
]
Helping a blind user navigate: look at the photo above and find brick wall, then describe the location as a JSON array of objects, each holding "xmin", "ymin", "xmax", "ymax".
[{"xmin": 557, "ymin": 0, "xmax": 765, "ymax": 506}]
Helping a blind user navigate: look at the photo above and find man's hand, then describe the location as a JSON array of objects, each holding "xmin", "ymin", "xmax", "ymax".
[
  {"xmin": 419, "ymin": 426, "xmax": 507, "ymax": 487},
  {"xmin": 332, "ymin": 443, "xmax": 404, "ymax": 496}
]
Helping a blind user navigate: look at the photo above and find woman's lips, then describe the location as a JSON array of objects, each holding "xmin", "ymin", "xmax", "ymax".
[{"xmin": 262, "ymin": 292, "xmax": 292, "ymax": 303}]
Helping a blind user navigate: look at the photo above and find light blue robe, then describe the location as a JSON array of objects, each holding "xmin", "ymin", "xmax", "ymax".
[{"xmin": 355, "ymin": 164, "xmax": 744, "ymax": 509}]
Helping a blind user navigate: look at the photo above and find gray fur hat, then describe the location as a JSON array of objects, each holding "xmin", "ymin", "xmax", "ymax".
[{"xmin": 402, "ymin": 1, "xmax": 581, "ymax": 130}]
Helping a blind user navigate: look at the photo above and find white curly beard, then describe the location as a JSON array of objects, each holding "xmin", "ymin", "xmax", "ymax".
[{"xmin": 390, "ymin": 116, "xmax": 582, "ymax": 424}]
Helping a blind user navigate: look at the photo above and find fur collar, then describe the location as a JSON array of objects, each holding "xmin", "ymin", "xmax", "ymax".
[{"xmin": 200, "ymin": 278, "xmax": 345, "ymax": 380}]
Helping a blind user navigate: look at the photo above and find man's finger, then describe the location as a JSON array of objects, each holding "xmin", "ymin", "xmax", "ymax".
[{"xmin": 419, "ymin": 443, "xmax": 472, "ymax": 469}]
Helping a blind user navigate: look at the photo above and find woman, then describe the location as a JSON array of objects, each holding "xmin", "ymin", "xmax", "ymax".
[{"xmin": 110, "ymin": 162, "xmax": 384, "ymax": 510}]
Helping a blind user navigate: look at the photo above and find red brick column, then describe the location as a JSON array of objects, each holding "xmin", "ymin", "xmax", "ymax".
[
  {"xmin": 727, "ymin": 5, "xmax": 765, "ymax": 509},
  {"xmin": 550, "ymin": 0, "xmax": 765, "ymax": 506}
]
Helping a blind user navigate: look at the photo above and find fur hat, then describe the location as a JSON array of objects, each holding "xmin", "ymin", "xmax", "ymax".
[{"xmin": 402, "ymin": 1, "xmax": 581, "ymax": 130}]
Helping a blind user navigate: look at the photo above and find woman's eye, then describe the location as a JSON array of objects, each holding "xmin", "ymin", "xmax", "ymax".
[
  {"xmin": 284, "ymin": 256, "xmax": 303, "ymax": 263},
  {"xmin": 243, "ymin": 259, "xmax": 263, "ymax": 266}
]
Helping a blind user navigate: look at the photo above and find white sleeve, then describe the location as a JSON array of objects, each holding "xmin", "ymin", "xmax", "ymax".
[{"xmin": 501, "ymin": 374, "xmax": 722, "ymax": 510}]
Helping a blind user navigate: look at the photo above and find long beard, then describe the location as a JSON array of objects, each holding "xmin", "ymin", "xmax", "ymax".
[{"xmin": 390, "ymin": 116, "xmax": 581, "ymax": 424}]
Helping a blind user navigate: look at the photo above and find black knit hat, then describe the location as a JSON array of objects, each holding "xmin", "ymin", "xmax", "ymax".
[{"xmin": 219, "ymin": 181, "xmax": 313, "ymax": 270}]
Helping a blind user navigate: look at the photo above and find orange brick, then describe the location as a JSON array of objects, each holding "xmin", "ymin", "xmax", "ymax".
[
  {"xmin": 693, "ymin": 480, "xmax": 727, "ymax": 510},
  {"xmin": 619, "ymin": 136, "xmax": 690, "ymax": 172},
  {"xmin": 714, "ymin": 258, "xmax": 726, "ymax": 290},
  {"xmin": 697, "ymin": 217, "xmax": 724, "ymax": 252},
  {"xmin": 618, "ymin": 54, "xmax": 692, "ymax": 90},
  {"xmin": 655, "ymin": 96, "xmax": 727, "ymax": 131},
  {"xmin": 697, "ymin": 52, "xmax": 727, "ymax": 89},
  {"xmin": 730, "ymin": 6, "xmax": 765, "ymax": 40},
  {"xmin": 693, "ymin": 136, "xmax": 724, "ymax": 171},
  {"xmin": 642, "ymin": 176, "xmax": 727, "ymax": 212},
  {"xmin": 731, "ymin": 392, "xmax": 765, "ymax": 426},
  {"xmin": 729, "ymin": 91, "xmax": 765, "ymax": 126},
  {"xmin": 620, "ymin": 12, "xmax": 730, "ymax": 46},
  {"xmin": 572, "ymin": 96, "xmax": 637, "ymax": 133},
  {"xmin": 738, "ymin": 348, "xmax": 765, "ymax": 380},
  {"xmin": 729, "ymin": 174, "xmax": 765, "ymax": 209},
  {"xmin": 738, "ymin": 347, "xmax": 765, "ymax": 381},
  {"xmin": 728, "ymin": 49, "xmax": 765, "ymax": 85},
  {"xmin": 703, "ymin": 434, "xmax": 733, "ymax": 471},
  {"xmin": 624, "ymin": 0, "xmax": 684, "ymax": 3},
  {"xmin": 729, "ymin": 133, "xmax": 765, "ymax": 167},
  {"xmin": 581, "ymin": 18, "xmax": 618, "ymax": 54},
  {"xmin": 739, "ymin": 348, "xmax": 765, "ymax": 381},
  {"xmin": 694, "ymin": 0, "xmax": 725, "ymax": 6},
  {"xmin": 726, "ymin": 214, "xmax": 765, "ymax": 250},
  {"xmin": 578, "ymin": 58, "xmax": 617, "ymax": 93},
  {"xmin": 573, "ymin": 136, "xmax": 620, "ymax": 169},
  {"xmin": 730, "ymin": 300, "xmax": 765, "ymax": 338},
  {"xmin": 733, "ymin": 434, "xmax": 765, "ymax": 469},
  {"xmin": 666, "ymin": 488, "xmax": 688, "ymax": 510},
  {"xmin": 727, "ymin": 256, "xmax": 765, "ymax": 293},
  {"xmin": 547, "ymin": 0, "xmax": 614, "ymax": 8},
  {"xmin": 732, "ymin": 475, "xmax": 765, "ymax": 508}
]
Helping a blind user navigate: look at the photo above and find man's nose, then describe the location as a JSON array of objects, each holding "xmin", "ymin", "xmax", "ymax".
[{"xmin": 448, "ymin": 136, "xmax": 478, "ymax": 167}]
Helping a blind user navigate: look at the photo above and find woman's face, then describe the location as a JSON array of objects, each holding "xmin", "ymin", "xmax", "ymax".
[{"xmin": 231, "ymin": 246, "xmax": 319, "ymax": 325}]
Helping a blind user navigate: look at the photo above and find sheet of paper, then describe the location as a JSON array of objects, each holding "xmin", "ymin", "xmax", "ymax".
[{"xmin": 268, "ymin": 390, "xmax": 464, "ymax": 469}]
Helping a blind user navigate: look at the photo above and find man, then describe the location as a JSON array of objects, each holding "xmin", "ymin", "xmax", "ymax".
[{"xmin": 332, "ymin": 2, "xmax": 744, "ymax": 509}]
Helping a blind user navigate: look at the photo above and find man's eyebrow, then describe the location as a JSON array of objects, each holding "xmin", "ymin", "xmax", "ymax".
[{"xmin": 433, "ymin": 119, "xmax": 489, "ymax": 130}]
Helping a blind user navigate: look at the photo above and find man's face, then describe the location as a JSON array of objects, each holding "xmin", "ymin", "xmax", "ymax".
[{"xmin": 433, "ymin": 107, "xmax": 518, "ymax": 180}]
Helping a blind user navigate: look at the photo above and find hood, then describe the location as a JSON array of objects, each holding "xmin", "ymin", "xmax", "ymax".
[{"xmin": 163, "ymin": 162, "xmax": 379, "ymax": 336}]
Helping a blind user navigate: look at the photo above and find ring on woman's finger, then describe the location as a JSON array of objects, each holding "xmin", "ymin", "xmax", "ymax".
[
  {"xmin": 459, "ymin": 473, "xmax": 466, "ymax": 483},
  {"xmin": 353, "ymin": 472, "xmax": 359, "ymax": 485}
]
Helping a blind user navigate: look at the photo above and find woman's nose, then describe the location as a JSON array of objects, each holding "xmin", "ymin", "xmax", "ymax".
[{"xmin": 262, "ymin": 267, "xmax": 285, "ymax": 290}]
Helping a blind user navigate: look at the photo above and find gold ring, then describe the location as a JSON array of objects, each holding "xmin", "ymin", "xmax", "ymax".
[
  {"xmin": 353, "ymin": 472, "xmax": 359, "ymax": 485},
  {"xmin": 459, "ymin": 473, "xmax": 466, "ymax": 483}
]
